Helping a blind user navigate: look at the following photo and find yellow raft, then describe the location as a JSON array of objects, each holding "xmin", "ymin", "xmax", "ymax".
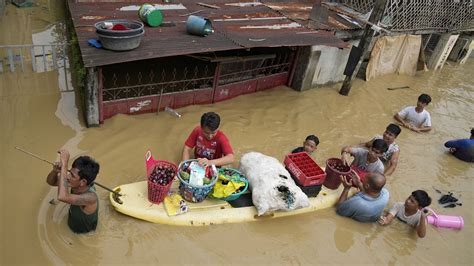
[{"xmin": 109, "ymin": 181, "xmax": 350, "ymax": 226}]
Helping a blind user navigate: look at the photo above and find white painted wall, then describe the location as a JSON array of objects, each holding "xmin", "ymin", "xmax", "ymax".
[{"xmin": 310, "ymin": 40, "xmax": 359, "ymax": 86}]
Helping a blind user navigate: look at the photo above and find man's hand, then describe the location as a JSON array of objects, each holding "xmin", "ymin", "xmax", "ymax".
[
  {"xmin": 378, "ymin": 215, "xmax": 389, "ymax": 225},
  {"xmin": 341, "ymin": 152, "xmax": 350, "ymax": 166},
  {"xmin": 349, "ymin": 169, "xmax": 361, "ymax": 183},
  {"xmin": 52, "ymin": 162, "xmax": 61, "ymax": 173},
  {"xmin": 58, "ymin": 149, "xmax": 70, "ymax": 165},
  {"xmin": 340, "ymin": 175, "xmax": 352, "ymax": 189},
  {"xmin": 421, "ymin": 208, "xmax": 431, "ymax": 218},
  {"xmin": 197, "ymin": 157, "xmax": 210, "ymax": 166}
]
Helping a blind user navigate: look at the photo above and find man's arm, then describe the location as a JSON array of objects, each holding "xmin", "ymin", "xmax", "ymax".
[
  {"xmin": 378, "ymin": 212, "xmax": 395, "ymax": 225},
  {"xmin": 384, "ymin": 150, "xmax": 400, "ymax": 176},
  {"xmin": 394, "ymin": 113, "xmax": 407, "ymax": 127},
  {"xmin": 46, "ymin": 162, "xmax": 61, "ymax": 186},
  {"xmin": 358, "ymin": 139, "xmax": 374, "ymax": 149},
  {"xmin": 412, "ymin": 125, "xmax": 431, "ymax": 133},
  {"xmin": 416, "ymin": 210, "xmax": 429, "ymax": 238},
  {"xmin": 444, "ymin": 140, "xmax": 460, "ymax": 153},
  {"xmin": 182, "ymin": 145, "xmax": 193, "ymax": 161},
  {"xmin": 336, "ymin": 176, "xmax": 353, "ymax": 206},
  {"xmin": 198, "ymin": 153, "xmax": 234, "ymax": 167},
  {"xmin": 341, "ymin": 146, "xmax": 354, "ymax": 166},
  {"xmin": 56, "ymin": 150, "xmax": 96, "ymax": 206},
  {"xmin": 350, "ymin": 170, "xmax": 364, "ymax": 192}
]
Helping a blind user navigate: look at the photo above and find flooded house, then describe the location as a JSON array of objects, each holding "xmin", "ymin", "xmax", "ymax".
[
  {"xmin": 67, "ymin": 0, "xmax": 350, "ymax": 126},
  {"xmin": 2, "ymin": 1, "xmax": 471, "ymax": 126}
]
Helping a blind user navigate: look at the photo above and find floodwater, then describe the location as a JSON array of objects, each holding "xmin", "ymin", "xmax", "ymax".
[{"xmin": 1, "ymin": 2, "xmax": 473, "ymax": 265}]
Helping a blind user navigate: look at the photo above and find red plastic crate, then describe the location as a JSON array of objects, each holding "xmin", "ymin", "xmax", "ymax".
[{"xmin": 284, "ymin": 152, "xmax": 326, "ymax": 186}]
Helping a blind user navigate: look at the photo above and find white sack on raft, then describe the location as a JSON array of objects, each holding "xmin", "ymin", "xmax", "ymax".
[{"xmin": 239, "ymin": 152, "xmax": 310, "ymax": 216}]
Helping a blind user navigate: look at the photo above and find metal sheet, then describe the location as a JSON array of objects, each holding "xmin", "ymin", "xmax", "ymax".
[{"xmin": 69, "ymin": 0, "xmax": 347, "ymax": 68}]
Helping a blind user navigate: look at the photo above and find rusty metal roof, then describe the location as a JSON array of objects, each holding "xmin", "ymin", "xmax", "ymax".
[
  {"xmin": 69, "ymin": 0, "xmax": 348, "ymax": 68},
  {"xmin": 261, "ymin": 0, "xmax": 363, "ymax": 31}
]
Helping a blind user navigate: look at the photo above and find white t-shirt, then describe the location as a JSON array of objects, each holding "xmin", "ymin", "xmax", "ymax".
[
  {"xmin": 374, "ymin": 135, "xmax": 399, "ymax": 162},
  {"xmin": 389, "ymin": 202, "xmax": 422, "ymax": 226},
  {"xmin": 398, "ymin": 106, "xmax": 431, "ymax": 127},
  {"xmin": 350, "ymin": 148, "xmax": 385, "ymax": 174}
]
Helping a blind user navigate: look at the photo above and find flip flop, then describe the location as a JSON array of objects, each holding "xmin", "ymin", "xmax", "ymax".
[
  {"xmin": 443, "ymin": 203, "xmax": 462, "ymax": 208},
  {"xmin": 88, "ymin": 39, "xmax": 102, "ymax": 49},
  {"xmin": 438, "ymin": 192, "xmax": 458, "ymax": 204}
]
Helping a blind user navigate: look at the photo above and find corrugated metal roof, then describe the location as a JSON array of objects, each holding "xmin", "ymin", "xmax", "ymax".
[
  {"xmin": 69, "ymin": 0, "xmax": 348, "ymax": 67},
  {"xmin": 261, "ymin": 0, "xmax": 362, "ymax": 31}
]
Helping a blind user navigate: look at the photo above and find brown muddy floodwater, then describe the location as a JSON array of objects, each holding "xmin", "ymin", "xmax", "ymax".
[{"xmin": 1, "ymin": 2, "xmax": 473, "ymax": 265}]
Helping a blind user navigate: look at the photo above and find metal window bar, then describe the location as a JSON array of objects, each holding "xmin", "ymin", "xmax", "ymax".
[
  {"xmin": 102, "ymin": 76, "xmax": 214, "ymax": 102},
  {"xmin": 0, "ymin": 44, "xmax": 69, "ymax": 74}
]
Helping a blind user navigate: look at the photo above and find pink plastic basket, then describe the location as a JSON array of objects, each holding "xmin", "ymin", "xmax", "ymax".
[{"xmin": 145, "ymin": 150, "xmax": 177, "ymax": 204}]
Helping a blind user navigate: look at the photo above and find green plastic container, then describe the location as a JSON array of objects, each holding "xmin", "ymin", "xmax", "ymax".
[{"xmin": 138, "ymin": 4, "xmax": 163, "ymax": 27}]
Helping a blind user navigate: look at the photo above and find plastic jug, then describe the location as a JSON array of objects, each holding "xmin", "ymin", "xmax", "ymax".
[{"xmin": 426, "ymin": 208, "xmax": 464, "ymax": 230}]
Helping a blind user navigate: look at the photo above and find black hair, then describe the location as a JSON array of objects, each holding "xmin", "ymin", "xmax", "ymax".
[
  {"xmin": 386, "ymin": 123, "xmax": 401, "ymax": 136},
  {"xmin": 72, "ymin": 156, "xmax": 100, "ymax": 186},
  {"xmin": 411, "ymin": 190, "xmax": 432, "ymax": 208},
  {"xmin": 418, "ymin": 93, "xmax": 432, "ymax": 104},
  {"xmin": 200, "ymin": 112, "xmax": 220, "ymax": 131},
  {"xmin": 471, "ymin": 128, "xmax": 474, "ymax": 137},
  {"xmin": 372, "ymin": 139, "xmax": 389, "ymax": 153},
  {"xmin": 305, "ymin": 134, "xmax": 320, "ymax": 145}
]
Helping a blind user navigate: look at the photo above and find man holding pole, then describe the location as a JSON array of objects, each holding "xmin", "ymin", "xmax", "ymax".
[{"xmin": 46, "ymin": 149, "xmax": 100, "ymax": 234}]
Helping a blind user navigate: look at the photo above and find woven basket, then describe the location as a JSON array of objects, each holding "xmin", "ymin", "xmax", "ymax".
[{"xmin": 176, "ymin": 159, "xmax": 218, "ymax": 203}]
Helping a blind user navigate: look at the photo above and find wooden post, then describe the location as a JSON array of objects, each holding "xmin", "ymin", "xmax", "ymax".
[{"xmin": 339, "ymin": 0, "xmax": 388, "ymax": 96}]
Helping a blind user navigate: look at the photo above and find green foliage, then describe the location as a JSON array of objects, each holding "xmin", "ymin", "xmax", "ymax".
[{"xmin": 65, "ymin": 6, "xmax": 86, "ymax": 113}]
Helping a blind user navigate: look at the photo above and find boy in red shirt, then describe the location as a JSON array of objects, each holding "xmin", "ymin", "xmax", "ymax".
[{"xmin": 182, "ymin": 112, "xmax": 234, "ymax": 167}]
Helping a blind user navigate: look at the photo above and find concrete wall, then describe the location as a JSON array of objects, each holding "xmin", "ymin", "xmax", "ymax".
[
  {"xmin": 311, "ymin": 40, "xmax": 359, "ymax": 86},
  {"xmin": 85, "ymin": 67, "xmax": 100, "ymax": 127}
]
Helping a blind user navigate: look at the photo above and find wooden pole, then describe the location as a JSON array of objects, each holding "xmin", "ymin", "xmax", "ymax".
[{"xmin": 339, "ymin": 0, "xmax": 388, "ymax": 96}]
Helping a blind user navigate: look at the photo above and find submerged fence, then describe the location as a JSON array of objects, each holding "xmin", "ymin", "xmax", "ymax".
[
  {"xmin": 0, "ymin": 43, "xmax": 71, "ymax": 90},
  {"xmin": 338, "ymin": 0, "xmax": 474, "ymax": 32}
]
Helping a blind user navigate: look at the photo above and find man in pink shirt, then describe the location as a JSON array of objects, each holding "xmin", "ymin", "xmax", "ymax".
[{"xmin": 182, "ymin": 112, "xmax": 234, "ymax": 166}]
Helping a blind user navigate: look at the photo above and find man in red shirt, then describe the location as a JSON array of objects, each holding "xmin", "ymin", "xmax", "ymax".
[{"xmin": 182, "ymin": 112, "xmax": 234, "ymax": 166}]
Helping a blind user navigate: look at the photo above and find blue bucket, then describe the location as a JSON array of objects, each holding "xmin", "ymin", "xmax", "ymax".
[
  {"xmin": 186, "ymin": 15, "xmax": 213, "ymax": 36},
  {"xmin": 177, "ymin": 159, "xmax": 218, "ymax": 203}
]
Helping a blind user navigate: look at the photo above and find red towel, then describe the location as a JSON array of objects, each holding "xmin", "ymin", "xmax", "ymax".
[{"xmin": 112, "ymin": 24, "xmax": 129, "ymax": 31}]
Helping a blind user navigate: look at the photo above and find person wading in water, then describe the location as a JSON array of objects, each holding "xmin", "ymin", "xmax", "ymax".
[{"xmin": 46, "ymin": 149, "xmax": 100, "ymax": 234}]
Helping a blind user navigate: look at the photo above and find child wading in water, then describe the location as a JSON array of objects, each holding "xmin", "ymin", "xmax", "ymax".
[
  {"xmin": 379, "ymin": 190, "xmax": 432, "ymax": 238},
  {"xmin": 292, "ymin": 135, "xmax": 319, "ymax": 155}
]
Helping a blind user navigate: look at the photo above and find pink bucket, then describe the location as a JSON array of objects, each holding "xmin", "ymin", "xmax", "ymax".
[{"xmin": 426, "ymin": 208, "xmax": 464, "ymax": 230}]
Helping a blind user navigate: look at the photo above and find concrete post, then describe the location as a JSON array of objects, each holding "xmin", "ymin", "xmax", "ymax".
[
  {"xmin": 290, "ymin": 46, "xmax": 321, "ymax": 91},
  {"xmin": 339, "ymin": 0, "xmax": 388, "ymax": 96},
  {"xmin": 460, "ymin": 39, "xmax": 474, "ymax": 65},
  {"xmin": 85, "ymin": 67, "xmax": 100, "ymax": 127},
  {"xmin": 427, "ymin": 34, "xmax": 459, "ymax": 70}
]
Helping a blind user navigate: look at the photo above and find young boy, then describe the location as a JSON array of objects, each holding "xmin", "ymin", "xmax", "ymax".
[
  {"xmin": 394, "ymin": 93, "xmax": 432, "ymax": 133},
  {"xmin": 379, "ymin": 190, "xmax": 432, "ymax": 238},
  {"xmin": 359, "ymin": 124, "xmax": 401, "ymax": 176},
  {"xmin": 341, "ymin": 139, "xmax": 388, "ymax": 175},
  {"xmin": 182, "ymin": 112, "xmax": 234, "ymax": 167},
  {"xmin": 292, "ymin": 134, "xmax": 319, "ymax": 155},
  {"xmin": 46, "ymin": 149, "xmax": 100, "ymax": 234}
]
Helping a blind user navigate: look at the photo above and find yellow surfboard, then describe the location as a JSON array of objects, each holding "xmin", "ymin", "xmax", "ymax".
[{"xmin": 109, "ymin": 181, "xmax": 352, "ymax": 226}]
